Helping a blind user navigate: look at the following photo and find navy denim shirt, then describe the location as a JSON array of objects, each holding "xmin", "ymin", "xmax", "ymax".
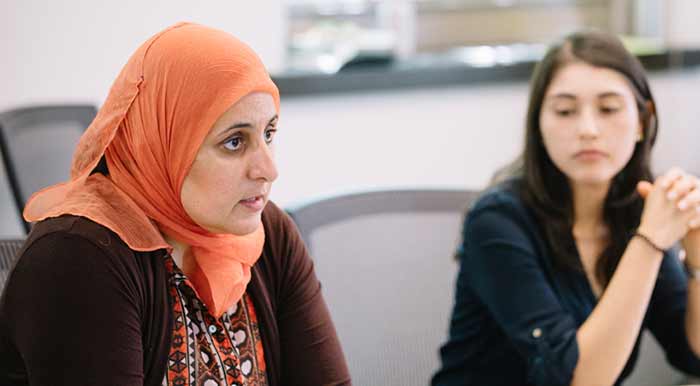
[{"xmin": 433, "ymin": 180, "xmax": 700, "ymax": 386}]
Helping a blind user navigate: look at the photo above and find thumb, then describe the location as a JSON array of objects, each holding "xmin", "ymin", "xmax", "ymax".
[{"xmin": 637, "ymin": 180, "xmax": 653, "ymax": 198}]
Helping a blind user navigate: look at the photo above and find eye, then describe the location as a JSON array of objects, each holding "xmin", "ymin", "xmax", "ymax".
[
  {"xmin": 264, "ymin": 127, "xmax": 277, "ymax": 144},
  {"xmin": 600, "ymin": 106, "xmax": 620, "ymax": 114},
  {"xmin": 223, "ymin": 136, "xmax": 243, "ymax": 151},
  {"xmin": 555, "ymin": 108, "xmax": 575, "ymax": 117}
]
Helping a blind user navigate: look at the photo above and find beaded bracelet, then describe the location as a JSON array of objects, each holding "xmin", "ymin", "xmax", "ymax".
[{"xmin": 633, "ymin": 231, "xmax": 665, "ymax": 254}]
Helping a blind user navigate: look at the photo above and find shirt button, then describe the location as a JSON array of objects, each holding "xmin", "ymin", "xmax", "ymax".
[
  {"xmin": 208, "ymin": 325, "xmax": 217, "ymax": 334},
  {"xmin": 532, "ymin": 328, "xmax": 542, "ymax": 338}
]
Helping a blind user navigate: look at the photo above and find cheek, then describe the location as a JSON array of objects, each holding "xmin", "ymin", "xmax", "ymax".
[
  {"xmin": 181, "ymin": 157, "xmax": 245, "ymax": 223},
  {"xmin": 181, "ymin": 168, "xmax": 213, "ymax": 224},
  {"xmin": 194, "ymin": 168, "xmax": 235, "ymax": 197},
  {"xmin": 540, "ymin": 122, "xmax": 571, "ymax": 165},
  {"xmin": 609, "ymin": 112, "xmax": 640, "ymax": 161}
]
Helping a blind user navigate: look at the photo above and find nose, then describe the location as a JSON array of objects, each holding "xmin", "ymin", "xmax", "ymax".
[
  {"xmin": 577, "ymin": 108, "xmax": 600, "ymax": 139},
  {"xmin": 248, "ymin": 140, "xmax": 278, "ymax": 183}
]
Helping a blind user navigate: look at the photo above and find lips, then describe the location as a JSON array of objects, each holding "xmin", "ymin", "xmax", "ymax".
[
  {"xmin": 239, "ymin": 194, "xmax": 266, "ymax": 211},
  {"xmin": 574, "ymin": 149, "xmax": 607, "ymax": 160}
]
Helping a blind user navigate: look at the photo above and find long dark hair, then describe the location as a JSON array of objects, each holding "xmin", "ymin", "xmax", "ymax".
[{"xmin": 501, "ymin": 30, "xmax": 658, "ymax": 287}]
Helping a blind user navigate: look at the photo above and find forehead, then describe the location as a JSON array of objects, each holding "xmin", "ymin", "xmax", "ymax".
[
  {"xmin": 545, "ymin": 62, "xmax": 636, "ymax": 99},
  {"xmin": 212, "ymin": 92, "xmax": 277, "ymax": 130}
]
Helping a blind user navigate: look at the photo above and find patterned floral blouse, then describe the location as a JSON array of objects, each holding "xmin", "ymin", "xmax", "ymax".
[{"xmin": 161, "ymin": 255, "xmax": 268, "ymax": 386}]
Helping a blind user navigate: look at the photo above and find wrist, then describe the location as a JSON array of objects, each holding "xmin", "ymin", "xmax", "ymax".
[{"xmin": 633, "ymin": 230, "xmax": 667, "ymax": 254}]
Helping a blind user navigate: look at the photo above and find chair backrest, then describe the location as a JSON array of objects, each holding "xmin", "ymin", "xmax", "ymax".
[
  {"xmin": 0, "ymin": 156, "xmax": 26, "ymax": 238},
  {"xmin": 627, "ymin": 330, "xmax": 697, "ymax": 386},
  {"xmin": 0, "ymin": 239, "xmax": 25, "ymax": 293},
  {"xmin": 287, "ymin": 189, "xmax": 479, "ymax": 386},
  {"xmin": 0, "ymin": 104, "xmax": 97, "ymax": 233}
]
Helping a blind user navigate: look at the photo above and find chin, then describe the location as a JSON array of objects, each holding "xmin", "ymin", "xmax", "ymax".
[
  {"xmin": 569, "ymin": 172, "xmax": 615, "ymax": 187},
  {"xmin": 225, "ymin": 216, "xmax": 263, "ymax": 236}
]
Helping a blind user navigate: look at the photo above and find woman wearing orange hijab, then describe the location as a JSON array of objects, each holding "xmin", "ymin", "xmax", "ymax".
[{"xmin": 0, "ymin": 23, "xmax": 351, "ymax": 386}]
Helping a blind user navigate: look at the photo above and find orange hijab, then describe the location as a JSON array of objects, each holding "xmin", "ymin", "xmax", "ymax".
[{"xmin": 23, "ymin": 22, "xmax": 280, "ymax": 317}]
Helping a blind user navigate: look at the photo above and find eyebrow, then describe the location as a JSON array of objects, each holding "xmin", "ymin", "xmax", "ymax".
[
  {"xmin": 221, "ymin": 115, "xmax": 278, "ymax": 134},
  {"xmin": 548, "ymin": 91, "xmax": 624, "ymax": 100},
  {"xmin": 548, "ymin": 93, "xmax": 576, "ymax": 100},
  {"xmin": 597, "ymin": 91, "xmax": 624, "ymax": 99}
]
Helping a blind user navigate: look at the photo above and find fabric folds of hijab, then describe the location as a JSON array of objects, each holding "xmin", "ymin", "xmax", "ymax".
[{"xmin": 23, "ymin": 22, "xmax": 281, "ymax": 317}]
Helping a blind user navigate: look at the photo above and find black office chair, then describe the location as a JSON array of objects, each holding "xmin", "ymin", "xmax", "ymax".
[
  {"xmin": 0, "ymin": 238, "xmax": 25, "ymax": 293},
  {"xmin": 0, "ymin": 105, "xmax": 97, "ymax": 233}
]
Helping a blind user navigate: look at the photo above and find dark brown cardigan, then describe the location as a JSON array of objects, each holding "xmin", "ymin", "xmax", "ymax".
[{"xmin": 0, "ymin": 202, "xmax": 351, "ymax": 386}]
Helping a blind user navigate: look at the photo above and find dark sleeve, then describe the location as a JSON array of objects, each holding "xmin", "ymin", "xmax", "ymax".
[
  {"xmin": 461, "ymin": 205, "xmax": 579, "ymax": 386},
  {"xmin": 2, "ymin": 232, "xmax": 145, "ymax": 386},
  {"xmin": 271, "ymin": 205, "xmax": 352, "ymax": 386},
  {"xmin": 646, "ymin": 250, "xmax": 700, "ymax": 374}
]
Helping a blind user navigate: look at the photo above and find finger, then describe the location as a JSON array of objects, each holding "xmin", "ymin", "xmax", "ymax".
[
  {"xmin": 690, "ymin": 215, "xmax": 700, "ymax": 230},
  {"xmin": 686, "ymin": 200, "xmax": 700, "ymax": 228},
  {"xmin": 637, "ymin": 181, "xmax": 653, "ymax": 198},
  {"xmin": 668, "ymin": 174, "xmax": 697, "ymax": 202},
  {"xmin": 657, "ymin": 167, "xmax": 684, "ymax": 190},
  {"xmin": 677, "ymin": 188, "xmax": 700, "ymax": 212}
]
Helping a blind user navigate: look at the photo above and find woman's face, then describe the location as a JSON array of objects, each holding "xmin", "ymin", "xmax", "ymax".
[
  {"xmin": 181, "ymin": 92, "xmax": 278, "ymax": 235},
  {"xmin": 539, "ymin": 62, "xmax": 643, "ymax": 188}
]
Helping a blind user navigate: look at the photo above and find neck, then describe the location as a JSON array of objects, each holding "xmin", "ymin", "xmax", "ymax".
[
  {"xmin": 162, "ymin": 233, "xmax": 191, "ymax": 269},
  {"xmin": 571, "ymin": 180, "xmax": 610, "ymax": 239}
]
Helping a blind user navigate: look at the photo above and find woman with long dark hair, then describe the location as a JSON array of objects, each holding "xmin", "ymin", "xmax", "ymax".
[{"xmin": 433, "ymin": 31, "xmax": 700, "ymax": 386}]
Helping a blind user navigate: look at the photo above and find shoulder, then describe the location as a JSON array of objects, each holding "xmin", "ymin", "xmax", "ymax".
[
  {"xmin": 27, "ymin": 214, "xmax": 133, "ymax": 255},
  {"xmin": 468, "ymin": 179, "xmax": 533, "ymax": 225},
  {"xmin": 459, "ymin": 179, "xmax": 544, "ymax": 257},
  {"xmin": 16, "ymin": 215, "xmax": 147, "ymax": 283},
  {"xmin": 4, "ymin": 216, "xmax": 168, "ymax": 325}
]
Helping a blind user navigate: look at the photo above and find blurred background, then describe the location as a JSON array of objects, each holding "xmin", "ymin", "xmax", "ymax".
[
  {"xmin": 2, "ymin": 1, "xmax": 700, "ymax": 235},
  {"xmin": 1, "ymin": 0, "xmax": 698, "ymax": 228},
  {"xmin": 2, "ymin": 2, "xmax": 700, "ymax": 385}
]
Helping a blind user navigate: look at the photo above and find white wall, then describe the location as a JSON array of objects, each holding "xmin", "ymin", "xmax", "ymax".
[
  {"xmin": 274, "ymin": 82, "xmax": 527, "ymax": 205},
  {"xmin": 0, "ymin": 0, "xmax": 286, "ymax": 110},
  {"xmin": 273, "ymin": 68, "xmax": 700, "ymax": 207},
  {"xmin": 664, "ymin": 0, "xmax": 700, "ymax": 48},
  {"xmin": 2, "ymin": 0, "xmax": 700, "ymax": 222}
]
